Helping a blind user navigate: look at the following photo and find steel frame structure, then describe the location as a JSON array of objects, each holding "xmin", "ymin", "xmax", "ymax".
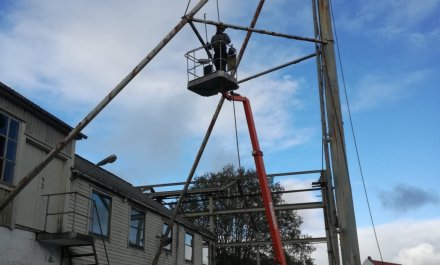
[{"xmin": 0, "ymin": 0, "xmax": 361, "ymax": 264}]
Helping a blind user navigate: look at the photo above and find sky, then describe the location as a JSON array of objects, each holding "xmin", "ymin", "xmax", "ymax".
[{"xmin": 1, "ymin": 0, "xmax": 439, "ymax": 264}]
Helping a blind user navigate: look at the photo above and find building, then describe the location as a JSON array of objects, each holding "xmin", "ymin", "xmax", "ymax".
[
  {"xmin": 0, "ymin": 82, "xmax": 214, "ymax": 265},
  {"xmin": 362, "ymin": 256, "xmax": 402, "ymax": 265}
]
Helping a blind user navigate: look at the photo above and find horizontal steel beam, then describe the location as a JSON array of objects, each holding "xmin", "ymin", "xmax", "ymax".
[
  {"xmin": 182, "ymin": 202, "xmax": 323, "ymax": 217},
  {"xmin": 191, "ymin": 17, "xmax": 326, "ymax": 44},
  {"xmin": 136, "ymin": 170, "xmax": 323, "ymax": 190},
  {"xmin": 158, "ymin": 187, "xmax": 321, "ymax": 202},
  {"xmin": 217, "ymin": 237, "xmax": 328, "ymax": 247},
  {"xmin": 148, "ymin": 187, "xmax": 220, "ymax": 198}
]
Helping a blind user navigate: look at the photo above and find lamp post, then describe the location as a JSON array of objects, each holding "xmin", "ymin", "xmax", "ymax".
[
  {"xmin": 95, "ymin": 154, "xmax": 117, "ymax": 167},
  {"xmin": 71, "ymin": 154, "xmax": 117, "ymax": 180}
]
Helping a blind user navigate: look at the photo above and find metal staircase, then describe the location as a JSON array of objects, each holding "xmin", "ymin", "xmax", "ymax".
[
  {"xmin": 38, "ymin": 192, "xmax": 110, "ymax": 265},
  {"xmin": 65, "ymin": 242, "xmax": 99, "ymax": 265},
  {"xmin": 37, "ymin": 231, "xmax": 100, "ymax": 265}
]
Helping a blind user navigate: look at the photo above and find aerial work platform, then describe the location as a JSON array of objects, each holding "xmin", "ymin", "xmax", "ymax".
[
  {"xmin": 185, "ymin": 41, "xmax": 238, "ymax": 97},
  {"xmin": 188, "ymin": 70, "xmax": 238, "ymax": 96}
]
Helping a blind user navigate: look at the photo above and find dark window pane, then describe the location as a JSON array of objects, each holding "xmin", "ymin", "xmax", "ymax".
[
  {"xmin": 6, "ymin": 141, "xmax": 17, "ymax": 161},
  {"xmin": 8, "ymin": 119, "xmax": 19, "ymax": 140},
  {"xmin": 0, "ymin": 136, "xmax": 5, "ymax": 157},
  {"xmin": 0, "ymin": 159, "xmax": 4, "ymax": 181},
  {"xmin": 3, "ymin": 161, "xmax": 15, "ymax": 184},
  {"xmin": 129, "ymin": 208, "xmax": 145, "ymax": 247},
  {"xmin": 90, "ymin": 191, "xmax": 111, "ymax": 237},
  {"xmin": 0, "ymin": 114, "xmax": 7, "ymax": 136}
]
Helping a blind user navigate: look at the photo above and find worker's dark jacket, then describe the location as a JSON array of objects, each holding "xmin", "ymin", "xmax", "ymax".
[{"xmin": 211, "ymin": 32, "xmax": 231, "ymax": 59}]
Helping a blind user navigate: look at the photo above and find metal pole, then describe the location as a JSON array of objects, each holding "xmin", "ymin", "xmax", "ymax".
[
  {"xmin": 188, "ymin": 21, "xmax": 212, "ymax": 59},
  {"xmin": 93, "ymin": 202, "xmax": 110, "ymax": 265},
  {"xmin": 153, "ymin": 2, "xmax": 267, "ymax": 263},
  {"xmin": 209, "ymin": 195, "xmax": 214, "ymax": 233},
  {"xmin": 0, "ymin": 0, "xmax": 209, "ymax": 213},
  {"xmin": 137, "ymin": 169, "xmax": 322, "ymax": 190},
  {"xmin": 317, "ymin": 0, "xmax": 361, "ymax": 264},
  {"xmin": 238, "ymin": 53, "xmax": 316, "ymax": 84},
  {"xmin": 236, "ymin": 0, "xmax": 266, "ymax": 70},
  {"xmin": 191, "ymin": 17, "xmax": 326, "ymax": 44},
  {"xmin": 151, "ymin": 96, "xmax": 226, "ymax": 265},
  {"xmin": 312, "ymin": 0, "xmax": 340, "ymax": 263}
]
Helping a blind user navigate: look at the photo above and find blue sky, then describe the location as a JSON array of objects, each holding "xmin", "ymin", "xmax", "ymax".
[{"xmin": 1, "ymin": 0, "xmax": 439, "ymax": 264}]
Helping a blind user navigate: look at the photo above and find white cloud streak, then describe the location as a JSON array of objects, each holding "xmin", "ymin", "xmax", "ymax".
[
  {"xmin": 348, "ymin": 71, "xmax": 427, "ymax": 112},
  {"xmin": 338, "ymin": 0, "xmax": 440, "ymax": 41},
  {"xmin": 359, "ymin": 219, "xmax": 440, "ymax": 265},
  {"xmin": 0, "ymin": 1, "xmax": 314, "ymax": 182}
]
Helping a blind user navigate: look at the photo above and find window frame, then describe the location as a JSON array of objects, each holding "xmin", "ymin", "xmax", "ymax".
[
  {"xmin": 202, "ymin": 239, "xmax": 210, "ymax": 265},
  {"xmin": 0, "ymin": 111, "xmax": 20, "ymax": 185},
  {"xmin": 184, "ymin": 232, "xmax": 194, "ymax": 262},
  {"xmin": 128, "ymin": 206, "xmax": 145, "ymax": 249},
  {"xmin": 162, "ymin": 221, "xmax": 172, "ymax": 251},
  {"xmin": 89, "ymin": 189, "xmax": 112, "ymax": 239}
]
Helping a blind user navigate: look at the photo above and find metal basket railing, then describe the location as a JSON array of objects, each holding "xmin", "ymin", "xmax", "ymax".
[{"xmin": 185, "ymin": 41, "xmax": 237, "ymax": 82}]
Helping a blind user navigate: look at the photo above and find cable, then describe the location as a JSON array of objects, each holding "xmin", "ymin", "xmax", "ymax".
[
  {"xmin": 216, "ymin": 0, "xmax": 221, "ymax": 22},
  {"xmin": 204, "ymin": 13, "xmax": 209, "ymax": 43},
  {"xmin": 232, "ymin": 101, "xmax": 242, "ymax": 169},
  {"xmin": 184, "ymin": 0, "xmax": 191, "ymax": 16},
  {"xmin": 328, "ymin": 0, "xmax": 384, "ymax": 262}
]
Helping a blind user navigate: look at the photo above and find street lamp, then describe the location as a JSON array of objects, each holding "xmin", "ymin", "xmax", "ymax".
[
  {"xmin": 71, "ymin": 154, "xmax": 117, "ymax": 180},
  {"xmin": 96, "ymin": 154, "xmax": 117, "ymax": 167}
]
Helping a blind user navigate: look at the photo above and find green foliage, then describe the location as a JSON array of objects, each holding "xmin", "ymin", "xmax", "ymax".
[{"xmin": 183, "ymin": 165, "xmax": 315, "ymax": 264}]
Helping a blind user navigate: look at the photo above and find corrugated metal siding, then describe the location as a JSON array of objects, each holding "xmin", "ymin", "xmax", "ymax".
[{"xmin": 69, "ymin": 177, "xmax": 210, "ymax": 265}]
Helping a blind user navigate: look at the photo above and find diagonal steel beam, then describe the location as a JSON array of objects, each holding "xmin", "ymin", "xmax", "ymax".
[
  {"xmin": 238, "ymin": 53, "xmax": 316, "ymax": 84},
  {"xmin": 0, "ymin": 0, "xmax": 209, "ymax": 212}
]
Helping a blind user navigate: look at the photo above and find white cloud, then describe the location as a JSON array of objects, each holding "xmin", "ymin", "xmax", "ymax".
[
  {"xmin": 0, "ymin": 1, "xmax": 315, "ymax": 181},
  {"xmin": 338, "ymin": 0, "xmax": 440, "ymax": 40},
  {"xmin": 304, "ymin": 218, "xmax": 440, "ymax": 265},
  {"xmin": 358, "ymin": 219, "xmax": 440, "ymax": 265},
  {"xmin": 280, "ymin": 180, "xmax": 440, "ymax": 265},
  {"xmin": 348, "ymin": 71, "xmax": 427, "ymax": 112},
  {"xmin": 396, "ymin": 243, "xmax": 440, "ymax": 265},
  {"xmin": 280, "ymin": 178, "xmax": 324, "ymax": 237}
]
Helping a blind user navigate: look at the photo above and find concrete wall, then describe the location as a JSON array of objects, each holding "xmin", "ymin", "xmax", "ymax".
[{"xmin": 0, "ymin": 226, "xmax": 61, "ymax": 265}]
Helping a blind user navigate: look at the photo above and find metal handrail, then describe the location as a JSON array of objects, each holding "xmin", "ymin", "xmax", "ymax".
[
  {"xmin": 185, "ymin": 41, "xmax": 237, "ymax": 81},
  {"xmin": 42, "ymin": 191, "xmax": 90, "ymax": 232},
  {"xmin": 42, "ymin": 191, "xmax": 111, "ymax": 264}
]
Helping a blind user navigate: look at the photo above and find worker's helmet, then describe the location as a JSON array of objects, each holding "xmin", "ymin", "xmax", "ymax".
[{"xmin": 216, "ymin": 24, "xmax": 226, "ymax": 32}]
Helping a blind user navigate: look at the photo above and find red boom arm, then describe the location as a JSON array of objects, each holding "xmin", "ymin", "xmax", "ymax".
[{"xmin": 224, "ymin": 93, "xmax": 287, "ymax": 265}]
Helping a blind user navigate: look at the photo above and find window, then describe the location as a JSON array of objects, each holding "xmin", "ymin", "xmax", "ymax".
[
  {"xmin": 90, "ymin": 190, "xmax": 112, "ymax": 237},
  {"xmin": 202, "ymin": 240, "xmax": 209, "ymax": 265},
  {"xmin": 129, "ymin": 207, "xmax": 145, "ymax": 248},
  {"xmin": 185, "ymin": 232, "xmax": 194, "ymax": 262},
  {"xmin": 162, "ymin": 222, "xmax": 172, "ymax": 251},
  {"xmin": 0, "ymin": 112, "xmax": 19, "ymax": 184}
]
